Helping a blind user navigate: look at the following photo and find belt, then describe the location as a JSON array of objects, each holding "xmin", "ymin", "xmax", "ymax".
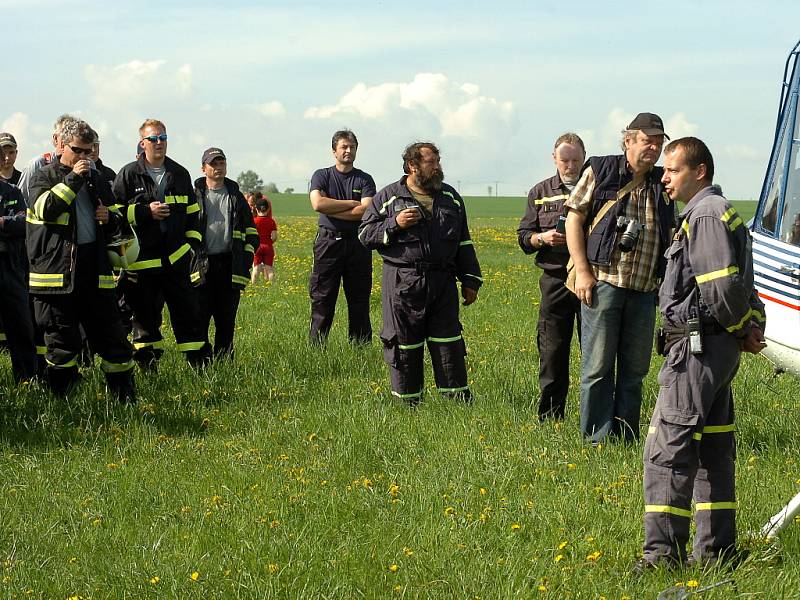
[
  {"xmin": 414, "ymin": 259, "xmax": 452, "ymax": 274},
  {"xmin": 659, "ymin": 320, "xmax": 726, "ymax": 355},
  {"xmin": 319, "ymin": 227, "xmax": 357, "ymax": 239}
]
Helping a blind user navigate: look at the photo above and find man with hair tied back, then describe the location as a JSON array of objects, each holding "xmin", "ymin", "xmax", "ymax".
[
  {"xmin": 518, "ymin": 133, "xmax": 585, "ymax": 420},
  {"xmin": 565, "ymin": 112, "xmax": 675, "ymax": 444},
  {"xmin": 308, "ymin": 129, "xmax": 376, "ymax": 344},
  {"xmin": 359, "ymin": 142, "xmax": 482, "ymax": 406},
  {"xmin": 636, "ymin": 137, "xmax": 766, "ymax": 572},
  {"xmin": 113, "ymin": 119, "xmax": 211, "ymax": 370},
  {"xmin": 27, "ymin": 119, "xmax": 135, "ymax": 401}
]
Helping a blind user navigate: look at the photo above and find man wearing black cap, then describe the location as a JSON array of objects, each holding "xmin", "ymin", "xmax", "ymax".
[
  {"xmin": 113, "ymin": 119, "xmax": 211, "ymax": 370},
  {"xmin": 192, "ymin": 148, "xmax": 259, "ymax": 358},
  {"xmin": 0, "ymin": 133, "xmax": 21, "ymax": 186},
  {"xmin": 565, "ymin": 112, "xmax": 675, "ymax": 444}
]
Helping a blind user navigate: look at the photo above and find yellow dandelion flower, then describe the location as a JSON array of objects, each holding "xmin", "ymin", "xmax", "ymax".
[
  {"xmin": 268, "ymin": 564, "xmax": 279, "ymax": 574},
  {"xmin": 190, "ymin": 571, "xmax": 200, "ymax": 581},
  {"xmin": 444, "ymin": 506, "xmax": 455, "ymax": 516},
  {"xmin": 554, "ymin": 554, "xmax": 564, "ymax": 563},
  {"xmin": 538, "ymin": 585, "xmax": 547, "ymax": 592},
  {"xmin": 479, "ymin": 487, "xmax": 487, "ymax": 495},
  {"xmin": 394, "ymin": 585, "xmax": 402, "ymax": 593},
  {"xmin": 586, "ymin": 550, "xmax": 602, "ymax": 561},
  {"xmin": 389, "ymin": 484, "xmax": 400, "ymax": 497},
  {"xmin": 567, "ymin": 463, "xmax": 576, "ymax": 469},
  {"xmin": 558, "ymin": 541, "xmax": 569, "ymax": 550},
  {"xmin": 149, "ymin": 576, "xmax": 160, "ymax": 585},
  {"xmin": 511, "ymin": 523, "xmax": 521, "ymax": 532},
  {"xmin": 389, "ymin": 564, "xmax": 399, "ymax": 573},
  {"xmin": 686, "ymin": 580, "xmax": 699, "ymax": 589},
  {"xmin": 403, "ymin": 547, "xmax": 414, "ymax": 556},
  {"xmin": 68, "ymin": 557, "xmax": 77, "ymax": 564}
]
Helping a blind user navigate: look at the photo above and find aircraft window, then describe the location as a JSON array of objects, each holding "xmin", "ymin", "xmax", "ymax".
[
  {"xmin": 761, "ymin": 137, "xmax": 786, "ymax": 233},
  {"xmin": 779, "ymin": 131, "xmax": 800, "ymax": 245}
]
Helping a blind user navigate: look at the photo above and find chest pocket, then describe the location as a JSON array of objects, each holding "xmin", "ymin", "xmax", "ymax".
[
  {"xmin": 663, "ymin": 241, "xmax": 690, "ymax": 299},
  {"xmin": 436, "ymin": 206, "xmax": 462, "ymax": 240},
  {"xmin": 538, "ymin": 200, "xmax": 565, "ymax": 229}
]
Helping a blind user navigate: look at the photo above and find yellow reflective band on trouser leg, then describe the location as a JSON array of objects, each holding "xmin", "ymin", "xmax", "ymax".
[
  {"xmin": 46, "ymin": 357, "xmax": 78, "ymax": 369},
  {"xmin": 391, "ymin": 390, "xmax": 422, "ymax": 400},
  {"xmin": 695, "ymin": 502, "xmax": 737, "ymax": 511},
  {"xmin": 427, "ymin": 335, "xmax": 463, "ymax": 343},
  {"xmin": 36, "ymin": 345, "xmax": 47, "ymax": 355},
  {"xmin": 176, "ymin": 341, "xmax": 206, "ymax": 352},
  {"xmin": 98, "ymin": 274, "xmax": 116, "ymax": 289},
  {"xmin": 397, "ymin": 340, "xmax": 425, "ymax": 350},
  {"xmin": 644, "ymin": 505, "xmax": 692, "ymax": 518},
  {"xmin": 647, "ymin": 425, "xmax": 704, "ymax": 440},
  {"xmin": 100, "ymin": 359, "xmax": 135, "ymax": 373},
  {"xmin": 133, "ymin": 340, "xmax": 166, "ymax": 350},
  {"xmin": 29, "ymin": 273, "xmax": 65, "ymax": 288},
  {"xmin": 438, "ymin": 386, "xmax": 469, "ymax": 393}
]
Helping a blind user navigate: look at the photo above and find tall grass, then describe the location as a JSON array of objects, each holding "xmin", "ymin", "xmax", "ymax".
[{"xmin": 0, "ymin": 214, "xmax": 796, "ymax": 599}]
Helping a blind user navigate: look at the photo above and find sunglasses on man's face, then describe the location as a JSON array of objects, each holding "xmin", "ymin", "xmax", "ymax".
[
  {"xmin": 68, "ymin": 144, "xmax": 93, "ymax": 156},
  {"xmin": 142, "ymin": 134, "xmax": 168, "ymax": 143}
]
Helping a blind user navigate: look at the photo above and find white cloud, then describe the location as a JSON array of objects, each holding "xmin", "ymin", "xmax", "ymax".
[
  {"xmin": 84, "ymin": 60, "xmax": 193, "ymax": 111},
  {"xmin": 254, "ymin": 101, "xmax": 287, "ymax": 118},
  {"xmin": 665, "ymin": 112, "xmax": 699, "ymax": 139},
  {"xmin": 305, "ymin": 73, "xmax": 516, "ymax": 139},
  {"xmin": 723, "ymin": 144, "xmax": 758, "ymax": 159},
  {"xmin": 579, "ymin": 108, "xmax": 700, "ymax": 155},
  {"xmin": 1, "ymin": 112, "xmax": 30, "ymax": 139}
]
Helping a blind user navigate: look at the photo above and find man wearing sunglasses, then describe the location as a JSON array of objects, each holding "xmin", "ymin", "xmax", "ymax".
[
  {"xmin": 26, "ymin": 119, "xmax": 136, "ymax": 402},
  {"xmin": 113, "ymin": 119, "xmax": 211, "ymax": 370}
]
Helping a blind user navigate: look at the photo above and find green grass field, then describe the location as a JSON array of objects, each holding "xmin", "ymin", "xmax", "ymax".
[{"xmin": 1, "ymin": 200, "xmax": 796, "ymax": 599}]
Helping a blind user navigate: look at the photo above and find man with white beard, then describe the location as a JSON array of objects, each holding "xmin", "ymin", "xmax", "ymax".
[{"xmin": 517, "ymin": 133, "xmax": 585, "ymax": 420}]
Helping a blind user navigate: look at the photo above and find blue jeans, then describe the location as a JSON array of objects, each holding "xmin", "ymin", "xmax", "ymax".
[{"xmin": 579, "ymin": 281, "xmax": 656, "ymax": 443}]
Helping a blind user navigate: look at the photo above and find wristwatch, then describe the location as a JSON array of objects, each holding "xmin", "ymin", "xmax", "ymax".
[{"xmin": 537, "ymin": 233, "xmax": 545, "ymax": 247}]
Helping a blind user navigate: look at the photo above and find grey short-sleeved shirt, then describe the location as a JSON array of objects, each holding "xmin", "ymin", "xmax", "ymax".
[
  {"xmin": 204, "ymin": 184, "xmax": 233, "ymax": 255},
  {"xmin": 75, "ymin": 186, "xmax": 96, "ymax": 245}
]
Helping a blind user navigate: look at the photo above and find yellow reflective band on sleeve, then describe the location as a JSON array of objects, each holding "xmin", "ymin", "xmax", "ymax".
[
  {"xmin": 695, "ymin": 502, "xmax": 737, "ymax": 511},
  {"xmin": 0, "ymin": 333, "xmax": 6, "ymax": 342},
  {"xmin": 751, "ymin": 309, "xmax": 766, "ymax": 324},
  {"xmin": 703, "ymin": 424, "xmax": 735, "ymax": 434},
  {"xmin": 46, "ymin": 357, "xmax": 78, "ymax": 368},
  {"xmin": 438, "ymin": 386, "xmax": 469, "ymax": 393},
  {"xmin": 100, "ymin": 359, "xmax": 134, "ymax": 373},
  {"xmin": 127, "ymin": 258, "xmax": 162, "ymax": 271},
  {"xmin": 246, "ymin": 227, "xmax": 258, "ymax": 236},
  {"xmin": 168, "ymin": 243, "xmax": 191, "ymax": 264},
  {"xmin": 383, "ymin": 231, "xmax": 389, "ymax": 245},
  {"xmin": 391, "ymin": 390, "xmax": 422, "ymax": 399},
  {"xmin": 244, "ymin": 244, "xmax": 255, "ymax": 254},
  {"xmin": 398, "ymin": 341, "xmax": 425, "ymax": 350},
  {"xmin": 133, "ymin": 340, "xmax": 166, "ymax": 350},
  {"xmin": 98, "ymin": 275, "xmax": 116, "ymax": 289},
  {"xmin": 190, "ymin": 271, "xmax": 202, "ymax": 283},
  {"xmin": 127, "ymin": 204, "xmax": 137, "ymax": 225},
  {"xmin": 681, "ymin": 220, "xmax": 690, "ymax": 238},
  {"xmin": 379, "ymin": 195, "xmax": 397, "ymax": 214},
  {"xmin": 36, "ymin": 345, "xmax": 47, "ymax": 355},
  {"xmin": 727, "ymin": 309, "xmax": 754, "ymax": 333},
  {"xmin": 232, "ymin": 274, "xmax": 250, "ymax": 286},
  {"xmin": 459, "ymin": 240, "xmax": 474, "ymax": 246},
  {"xmin": 645, "ymin": 504, "xmax": 692, "ymax": 518},
  {"xmin": 465, "ymin": 273, "xmax": 483, "ymax": 282},
  {"xmin": 52, "ymin": 183, "xmax": 76, "ymax": 205},
  {"xmin": 164, "ymin": 195, "xmax": 188, "ymax": 205},
  {"xmin": 176, "ymin": 341, "xmax": 206, "ymax": 352},
  {"xmin": 696, "ymin": 265, "xmax": 739, "ymax": 283},
  {"xmin": 29, "ymin": 273, "xmax": 64, "ymax": 288},
  {"xmin": 186, "ymin": 203, "xmax": 200, "ymax": 214},
  {"xmin": 185, "ymin": 230, "xmax": 202, "ymax": 241},
  {"xmin": 442, "ymin": 191, "xmax": 461, "ymax": 206},
  {"xmin": 26, "ymin": 208, "xmax": 69, "ymax": 226},
  {"xmin": 110, "ymin": 204, "xmax": 124, "ymax": 212},
  {"xmin": 232, "ymin": 231, "xmax": 245, "ymax": 240},
  {"xmin": 428, "ymin": 335, "xmax": 463, "ymax": 343},
  {"xmin": 721, "ymin": 208, "xmax": 743, "ymax": 232},
  {"xmin": 534, "ymin": 194, "xmax": 569, "ymax": 205}
]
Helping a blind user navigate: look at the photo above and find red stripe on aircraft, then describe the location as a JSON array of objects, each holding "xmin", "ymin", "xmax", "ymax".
[{"xmin": 759, "ymin": 291, "xmax": 800, "ymax": 311}]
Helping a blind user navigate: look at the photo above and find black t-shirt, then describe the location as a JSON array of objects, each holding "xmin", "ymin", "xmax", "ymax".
[{"xmin": 310, "ymin": 166, "xmax": 376, "ymax": 232}]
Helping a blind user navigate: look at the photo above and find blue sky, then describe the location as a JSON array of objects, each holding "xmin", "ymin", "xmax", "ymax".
[{"xmin": 3, "ymin": 0, "xmax": 799, "ymax": 199}]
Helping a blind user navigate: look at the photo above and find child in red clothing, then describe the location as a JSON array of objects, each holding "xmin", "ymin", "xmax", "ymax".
[{"xmin": 252, "ymin": 197, "xmax": 278, "ymax": 282}]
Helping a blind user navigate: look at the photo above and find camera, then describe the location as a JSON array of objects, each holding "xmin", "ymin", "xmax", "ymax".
[
  {"xmin": 556, "ymin": 215, "xmax": 567, "ymax": 234},
  {"xmin": 616, "ymin": 216, "xmax": 644, "ymax": 252}
]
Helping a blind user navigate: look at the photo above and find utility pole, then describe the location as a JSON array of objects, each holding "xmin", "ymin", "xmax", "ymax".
[
  {"xmin": 457, "ymin": 180, "xmax": 461, "ymax": 194},
  {"xmin": 494, "ymin": 181, "xmax": 499, "ymax": 198}
]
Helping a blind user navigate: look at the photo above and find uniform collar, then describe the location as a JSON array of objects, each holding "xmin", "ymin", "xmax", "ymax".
[{"xmin": 680, "ymin": 184, "xmax": 723, "ymax": 217}]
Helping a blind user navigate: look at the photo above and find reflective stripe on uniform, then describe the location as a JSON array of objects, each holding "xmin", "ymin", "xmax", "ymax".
[
  {"xmin": 133, "ymin": 340, "xmax": 166, "ymax": 350},
  {"xmin": 720, "ymin": 207, "xmax": 743, "ymax": 232},
  {"xmin": 391, "ymin": 390, "xmax": 422, "ymax": 399},
  {"xmin": 233, "ymin": 230, "xmax": 245, "ymax": 240},
  {"xmin": 29, "ymin": 273, "xmax": 64, "ymax": 288},
  {"xmin": 398, "ymin": 341, "xmax": 425, "ymax": 350},
  {"xmin": 51, "ymin": 183, "xmax": 76, "ymax": 205},
  {"xmin": 246, "ymin": 227, "xmax": 258, "ymax": 236},
  {"xmin": 176, "ymin": 341, "xmax": 206, "ymax": 352},
  {"xmin": 428, "ymin": 335, "xmax": 462, "ymax": 343},
  {"xmin": 696, "ymin": 265, "xmax": 738, "ymax": 283},
  {"xmin": 46, "ymin": 356, "xmax": 78, "ymax": 368},
  {"xmin": 185, "ymin": 230, "xmax": 202, "ymax": 241},
  {"xmin": 169, "ymin": 243, "xmax": 191, "ymax": 264},
  {"xmin": 442, "ymin": 190, "xmax": 460, "ymax": 206},
  {"xmin": 645, "ymin": 504, "xmax": 692, "ymax": 518},
  {"xmin": 464, "ymin": 273, "xmax": 483, "ymax": 282},
  {"xmin": 164, "ymin": 195, "xmax": 188, "ymax": 204},
  {"xmin": 190, "ymin": 271, "xmax": 202, "ymax": 283},
  {"xmin": 702, "ymin": 424, "xmax": 735, "ymax": 434},
  {"xmin": 98, "ymin": 275, "xmax": 116, "ymax": 289},
  {"xmin": 681, "ymin": 220, "xmax": 690, "ymax": 238},
  {"xmin": 695, "ymin": 502, "xmax": 737, "ymax": 511},
  {"xmin": 186, "ymin": 203, "xmax": 200, "ymax": 214},
  {"xmin": 127, "ymin": 205, "xmax": 137, "ymax": 225},
  {"xmin": 727, "ymin": 308, "xmax": 757, "ymax": 333},
  {"xmin": 100, "ymin": 359, "xmax": 134, "ymax": 373},
  {"xmin": 244, "ymin": 244, "xmax": 255, "ymax": 254},
  {"xmin": 127, "ymin": 258, "xmax": 162, "ymax": 270},
  {"xmin": 534, "ymin": 194, "xmax": 569, "ymax": 205},
  {"xmin": 379, "ymin": 195, "xmax": 397, "ymax": 214},
  {"xmin": 438, "ymin": 386, "xmax": 469, "ymax": 393},
  {"xmin": 232, "ymin": 274, "xmax": 250, "ymax": 286},
  {"xmin": 459, "ymin": 240, "xmax": 474, "ymax": 246},
  {"xmin": 26, "ymin": 208, "xmax": 69, "ymax": 226},
  {"xmin": 36, "ymin": 345, "xmax": 47, "ymax": 355},
  {"xmin": 0, "ymin": 333, "xmax": 6, "ymax": 342}
]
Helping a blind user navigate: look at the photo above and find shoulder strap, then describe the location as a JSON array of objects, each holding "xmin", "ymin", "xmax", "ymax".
[{"xmin": 587, "ymin": 175, "xmax": 643, "ymax": 234}]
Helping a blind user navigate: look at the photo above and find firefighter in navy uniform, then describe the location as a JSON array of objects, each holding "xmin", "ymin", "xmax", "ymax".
[
  {"xmin": 638, "ymin": 138, "xmax": 766, "ymax": 571},
  {"xmin": 359, "ymin": 142, "xmax": 482, "ymax": 405},
  {"xmin": 113, "ymin": 119, "xmax": 211, "ymax": 369},
  {"xmin": 27, "ymin": 120, "xmax": 136, "ymax": 401},
  {"xmin": 0, "ymin": 179, "xmax": 36, "ymax": 381},
  {"xmin": 518, "ymin": 133, "xmax": 585, "ymax": 420}
]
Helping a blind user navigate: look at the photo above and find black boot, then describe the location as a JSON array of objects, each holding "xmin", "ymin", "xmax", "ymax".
[
  {"xmin": 105, "ymin": 370, "xmax": 137, "ymax": 404},
  {"xmin": 46, "ymin": 365, "xmax": 82, "ymax": 397}
]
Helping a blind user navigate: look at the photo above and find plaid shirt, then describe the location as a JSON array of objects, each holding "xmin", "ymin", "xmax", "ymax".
[{"xmin": 566, "ymin": 165, "xmax": 662, "ymax": 292}]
